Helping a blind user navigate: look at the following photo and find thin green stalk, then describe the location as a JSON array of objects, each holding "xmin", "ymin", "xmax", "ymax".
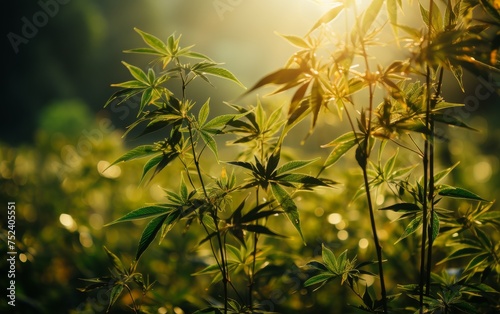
[
  {"xmin": 420, "ymin": 1, "xmax": 437, "ymax": 310},
  {"xmin": 187, "ymin": 115, "xmax": 229, "ymax": 314},
  {"xmin": 248, "ymin": 187, "xmax": 260, "ymax": 311},
  {"xmin": 426, "ymin": 67, "xmax": 443, "ymax": 295},
  {"xmin": 353, "ymin": 3, "xmax": 387, "ymax": 311}
]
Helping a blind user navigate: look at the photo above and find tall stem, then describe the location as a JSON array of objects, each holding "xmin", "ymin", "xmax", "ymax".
[
  {"xmin": 187, "ymin": 115, "xmax": 229, "ymax": 314},
  {"xmin": 352, "ymin": 3, "xmax": 387, "ymax": 311},
  {"xmin": 420, "ymin": 1, "xmax": 435, "ymax": 310}
]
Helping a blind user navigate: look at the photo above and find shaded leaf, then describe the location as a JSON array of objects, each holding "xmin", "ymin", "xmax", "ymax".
[
  {"xmin": 103, "ymin": 246, "xmax": 125, "ymax": 275},
  {"xmin": 108, "ymin": 285, "xmax": 124, "ymax": 312},
  {"xmin": 242, "ymin": 224, "xmax": 286, "ymax": 238},
  {"xmin": 136, "ymin": 214, "xmax": 168, "ymax": 260},
  {"xmin": 140, "ymin": 154, "xmax": 163, "ymax": 183},
  {"xmin": 304, "ymin": 273, "xmax": 335, "ymax": 288},
  {"xmin": 380, "ymin": 202, "xmax": 420, "ymax": 212},
  {"xmin": 438, "ymin": 185, "xmax": 487, "ymax": 201}
]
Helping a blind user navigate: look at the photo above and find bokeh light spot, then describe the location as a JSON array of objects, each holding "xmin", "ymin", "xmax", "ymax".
[
  {"xmin": 359, "ymin": 238, "xmax": 369, "ymax": 249},
  {"xmin": 59, "ymin": 214, "xmax": 77, "ymax": 232},
  {"xmin": 473, "ymin": 161, "xmax": 492, "ymax": 183},
  {"xmin": 337, "ymin": 230, "xmax": 349, "ymax": 241},
  {"xmin": 328, "ymin": 213, "xmax": 342, "ymax": 225},
  {"xmin": 97, "ymin": 160, "xmax": 121, "ymax": 179}
]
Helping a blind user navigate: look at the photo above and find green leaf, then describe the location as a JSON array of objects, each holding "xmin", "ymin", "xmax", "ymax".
[
  {"xmin": 276, "ymin": 158, "xmax": 320, "ymax": 175},
  {"xmin": 183, "ymin": 51, "xmax": 213, "ymax": 61},
  {"xmin": 433, "ymin": 101, "xmax": 465, "ymax": 111},
  {"xmin": 246, "ymin": 68, "xmax": 304, "ymax": 94},
  {"xmin": 395, "ymin": 216, "xmax": 422, "ymax": 244},
  {"xmin": 438, "ymin": 185, "xmax": 487, "ymax": 201},
  {"xmin": 387, "ymin": 0, "xmax": 399, "ymax": 36},
  {"xmin": 124, "ymin": 47, "xmax": 161, "ymax": 55},
  {"xmin": 140, "ymin": 154, "xmax": 164, "ymax": 183},
  {"xmin": 270, "ymin": 183, "xmax": 304, "ymax": 242},
  {"xmin": 109, "ymin": 145, "xmax": 157, "ymax": 167},
  {"xmin": 199, "ymin": 130, "xmax": 219, "ymax": 160},
  {"xmin": 200, "ymin": 66, "xmax": 245, "ymax": 88},
  {"xmin": 136, "ymin": 214, "xmax": 168, "ymax": 260},
  {"xmin": 479, "ymin": 0, "xmax": 500, "ymax": 20},
  {"xmin": 383, "ymin": 148, "xmax": 399, "ymax": 178},
  {"xmin": 465, "ymin": 253, "xmax": 489, "ymax": 273},
  {"xmin": 304, "ymin": 273, "xmax": 335, "ymax": 288},
  {"xmin": 139, "ymin": 87, "xmax": 154, "ymax": 115},
  {"xmin": 433, "ymin": 113, "xmax": 478, "ymax": 131},
  {"xmin": 266, "ymin": 148, "xmax": 281, "ymax": 177},
  {"xmin": 103, "ymin": 246, "xmax": 125, "ymax": 275},
  {"xmin": 242, "ymin": 224, "xmax": 285, "ymax": 238},
  {"xmin": 275, "ymin": 173, "xmax": 329, "ymax": 187},
  {"xmin": 111, "ymin": 80, "xmax": 148, "ymax": 89},
  {"xmin": 106, "ymin": 205, "xmax": 172, "ymax": 225},
  {"xmin": 203, "ymin": 114, "xmax": 237, "ymax": 130},
  {"xmin": 198, "ymin": 99, "xmax": 210, "ymax": 126},
  {"xmin": 438, "ymin": 247, "xmax": 483, "ymax": 264},
  {"xmin": 322, "ymin": 137, "xmax": 357, "ymax": 169},
  {"xmin": 276, "ymin": 32, "xmax": 310, "ymax": 48},
  {"xmin": 433, "ymin": 162, "xmax": 459, "ymax": 184},
  {"xmin": 379, "ymin": 202, "xmax": 420, "ymax": 212},
  {"xmin": 147, "ymin": 152, "xmax": 179, "ymax": 184},
  {"xmin": 430, "ymin": 213, "xmax": 440, "ymax": 242},
  {"xmin": 121, "ymin": 61, "xmax": 149, "ymax": 84},
  {"xmin": 108, "ymin": 285, "xmax": 124, "ymax": 312},
  {"xmin": 134, "ymin": 28, "xmax": 169, "ymax": 54},
  {"xmin": 358, "ymin": 0, "xmax": 384, "ymax": 38},
  {"xmin": 322, "ymin": 245, "xmax": 338, "ymax": 273},
  {"xmin": 307, "ymin": 4, "xmax": 343, "ymax": 35}
]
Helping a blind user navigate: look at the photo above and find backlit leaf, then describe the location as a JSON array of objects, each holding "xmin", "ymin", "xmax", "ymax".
[
  {"xmin": 109, "ymin": 145, "xmax": 157, "ymax": 167},
  {"xmin": 307, "ymin": 5, "xmax": 343, "ymax": 35},
  {"xmin": 270, "ymin": 183, "xmax": 304, "ymax": 241},
  {"xmin": 106, "ymin": 205, "xmax": 172, "ymax": 225},
  {"xmin": 276, "ymin": 32, "xmax": 310, "ymax": 48},
  {"xmin": 200, "ymin": 66, "xmax": 245, "ymax": 88},
  {"xmin": 134, "ymin": 28, "xmax": 169, "ymax": 54}
]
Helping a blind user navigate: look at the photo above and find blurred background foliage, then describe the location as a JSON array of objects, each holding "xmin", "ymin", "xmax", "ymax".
[{"xmin": 1, "ymin": 1, "xmax": 499, "ymax": 313}]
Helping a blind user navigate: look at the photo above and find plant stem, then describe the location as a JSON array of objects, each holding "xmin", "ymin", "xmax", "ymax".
[
  {"xmin": 362, "ymin": 167, "xmax": 388, "ymax": 313},
  {"xmin": 419, "ymin": 1, "xmax": 436, "ymax": 310},
  {"xmin": 186, "ymin": 118, "xmax": 229, "ymax": 314}
]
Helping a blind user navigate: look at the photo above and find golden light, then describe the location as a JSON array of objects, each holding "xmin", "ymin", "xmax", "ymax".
[
  {"xmin": 337, "ymin": 230, "xmax": 349, "ymax": 240},
  {"xmin": 97, "ymin": 160, "xmax": 121, "ymax": 179},
  {"xmin": 327, "ymin": 213, "xmax": 342, "ymax": 225},
  {"xmin": 359, "ymin": 238, "xmax": 369, "ymax": 249},
  {"xmin": 59, "ymin": 213, "xmax": 77, "ymax": 232}
]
